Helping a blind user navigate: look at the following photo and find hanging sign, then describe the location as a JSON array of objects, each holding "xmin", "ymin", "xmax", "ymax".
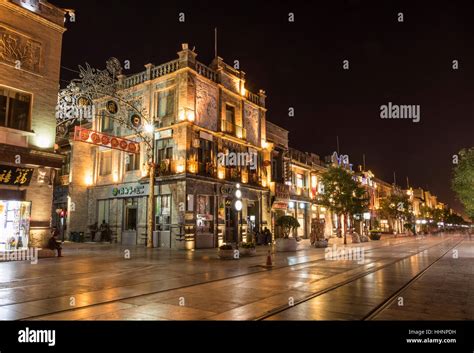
[
  {"xmin": 0, "ymin": 165, "xmax": 34, "ymax": 186},
  {"xmin": 74, "ymin": 126, "xmax": 140, "ymax": 154}
]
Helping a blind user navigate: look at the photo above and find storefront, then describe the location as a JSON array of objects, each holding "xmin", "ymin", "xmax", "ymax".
[
  {"xmin": 184, "ymin": 179, "xmax": 266, "ymax": 248},
  {"xmin": 0, "ymin": 200, "xmax": 31, "ymax": 250},
  {"xmin": 86, "ymin": 182, "xmax": 150, "ymax": 245}
]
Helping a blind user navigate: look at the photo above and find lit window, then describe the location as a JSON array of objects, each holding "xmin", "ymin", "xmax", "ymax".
[
  {"xmin": 0, "ymin": 86, "xmax": 31, "ymax": 131},
  {"xmin": 125, "ymin": 153, "xmax": 140, "ymax": 172},
  {"xmin": 100, "ymin": 110, "xmax": 113, "ymax": 132},
  {"xmin": 296, "ymin": 173, "xmax": 304, "ymax": 188},
  {"xmin": 99, "ymin": 150, "xmax": 112, "ymax": 176},
  {"xmin": 156, "ymin": 89, "xmax": 175, "ymax": 119}
]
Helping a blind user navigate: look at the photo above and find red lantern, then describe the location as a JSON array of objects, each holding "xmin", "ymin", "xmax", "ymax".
[
  {"xmin": 80, "ymin": 130, "xmax": 89, "ymax": 141},
  {"xmin": 91, "ymin": 133, "xmax": 100, "ymax": 144},
  {"xmin": 111, "ymin": 138, "xmax": 119, "ymax": 148},
  {"xmin": 101, "ymin": 135, "xmax": 110, "ymax": 145},
  {"xmin": 120, "ymin": 140, "xmax": 128, "ymax": 150}
]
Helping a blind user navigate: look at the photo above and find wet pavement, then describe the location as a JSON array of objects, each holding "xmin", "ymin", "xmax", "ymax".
[{"xmin": 0, "ymin": 233, "xmax": 471, "ymax": 320}]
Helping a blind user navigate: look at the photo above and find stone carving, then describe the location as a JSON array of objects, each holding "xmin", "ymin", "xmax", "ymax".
[
  {"xmin": 0, "ymin": 26, "xmax": 41, "ymax": 73},
  {"xmin": 244, "ymin": 102, "xmax": 259, "ymax": 146},
  {"xmin": 196, "ymin": 79, "xmax": 218, "ymax": 130}
]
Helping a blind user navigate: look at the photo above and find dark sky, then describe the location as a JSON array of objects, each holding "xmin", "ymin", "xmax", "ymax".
[{"xmin": 51, "ymin": 0, "xmax": 474, "ymax": 214}]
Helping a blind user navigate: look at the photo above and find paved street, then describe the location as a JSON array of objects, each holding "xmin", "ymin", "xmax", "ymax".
[{"xmin": 0, "ymin": 233, "xmax": 472, "ymax": 320}]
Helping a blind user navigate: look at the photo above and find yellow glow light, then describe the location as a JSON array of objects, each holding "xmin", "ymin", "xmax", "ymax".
[
  {"xmin": 218, "ymin": 168, "xmax": 225, "ymax": 180},
  {"xmin": 84, "ymin": 174, "xmax": 93, "ymax": 186}
]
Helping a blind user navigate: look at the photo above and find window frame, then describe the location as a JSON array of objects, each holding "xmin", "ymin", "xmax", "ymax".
[
  {"xmin": 99, "ymin": 150, "xmax": 112, "ymax": 176},
  {"xmin": 0, "ymin": 85, "xmax": 32, "ymax": 132}
]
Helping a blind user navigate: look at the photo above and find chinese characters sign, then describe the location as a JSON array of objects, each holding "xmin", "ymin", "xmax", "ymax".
[
  {"xmin": 0, "ymin": 165, "xmax": 34, "ymax": 186},
  {"xmin": 73, "ymin": 126, "xmax": 140, "ymax": 154}
]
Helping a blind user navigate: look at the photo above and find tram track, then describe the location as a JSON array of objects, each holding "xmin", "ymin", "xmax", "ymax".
[
  {"xmin": 5, "ymin": 235, "xmax": 453, "ymax": 320},
  {"xmin": 255, "ymin": 237, "xmax": 462, "ymax": 321}
]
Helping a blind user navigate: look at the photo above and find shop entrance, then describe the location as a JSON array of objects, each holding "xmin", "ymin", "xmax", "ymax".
[
  {"xmin": 224, "ymin": 198, "xmax": 237, "ymax": 243},
  {"xmin": 122, "ymin": 198, "xmax": 138, "ymax": 245},
  {"xmin": 246, "ymin": 200, "xmax": 259, "ymax": 239},
  {"xmin": 195, "ymin": 195, "xmax": 214, "ymax": 249}
]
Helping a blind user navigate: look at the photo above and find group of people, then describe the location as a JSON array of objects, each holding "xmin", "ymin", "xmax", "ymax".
[
  {"xmin": 89, "ymin": 220, "xmax": 112, "ymax": 242},
  {"xmin": 254, "ymin": 227, "xmax": 273, "ymax": 245}
]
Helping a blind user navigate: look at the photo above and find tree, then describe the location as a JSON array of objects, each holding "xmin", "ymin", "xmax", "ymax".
[
  {"xmin": 379, "ymin": 194, "xmax": 412, "ymax": 233},
  {"xmin": 452, "ymin": 148, "xmax": 474, "ymax": 220},
  {"xmin": 275, "ymin": 216, "xmax": 300, "ymax": 239},
  {"xmin": 317, "ymin": 166, "xmax": 368, "ymax": 244}
]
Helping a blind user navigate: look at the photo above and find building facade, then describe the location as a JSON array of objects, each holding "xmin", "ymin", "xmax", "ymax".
[
  {"xmin": 0, "ymin": 0, "xmax": 66, "ymax": 249},
  {"xmin": 60, "ymin": 44, "xmax": 272, "ymax": 249}
]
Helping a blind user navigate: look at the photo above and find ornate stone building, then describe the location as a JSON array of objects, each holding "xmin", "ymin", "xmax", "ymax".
[
  {"xmin": 0, "ymin": 0, "xmax": 66, "ymax": 248},
  {"xmin": 61, "ymin": 44, "xmax": 272, "ymax": 249}
]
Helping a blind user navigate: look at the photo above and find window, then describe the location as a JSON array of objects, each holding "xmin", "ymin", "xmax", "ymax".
[
  {"xmin": 187, "ymin": 194, "xmax": 194, "ymax": 212},
  {"xmin": 198, "ymin": 139, "xmax": 214, "ymax": 164},
  {"xmin": 99, "ymin": 150, "xmax": 112, "ymax": 176},
  {"xmin": 156, "ymin": 89, "xmax": 175, "ymax": 118},
  {"xmin": 0, "ymin": 86, "xmax": 31, "ymax": 131},
  {"xmin": 196, "ymin": 195, "xmax": 211, "ymax": 215},
  {"xmin": 125, "ymin": 153, "xmax": 140, "ymax": 172},
  {"xmin": 225, "ymin": 105, "xmax": 235, "ymax": 124},
  {"xmin": 156, "ymin": 138, "xmax": 173, "ymax": 164},
  {"xmin": 271, "ymin": 158, "xmax": 278, "ymax": 182},
  {"xmin": 156, "ymin": 195, "xmax": 171, "ymax": 231},
  {"xmin": 97, "ymin": 199, "xmax": 110, "ymax": 224},
  {"xmin": 296, "ymin": 173, "xmax": 304, "ymax": 188},
  {"xmin": 100, "ymin": 110, "xmax": 113, "ymax": 132}
]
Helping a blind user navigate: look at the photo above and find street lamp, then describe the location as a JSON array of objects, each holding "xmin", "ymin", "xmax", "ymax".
[{"xmin": 234, "ymin": 183, "xmax": 243, "ymax": 244}]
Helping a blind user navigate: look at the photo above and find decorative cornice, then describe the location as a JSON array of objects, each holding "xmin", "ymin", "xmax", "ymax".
[{"xmin": 0, "ymin": 1, "xmax": 66, "ymax": 33}]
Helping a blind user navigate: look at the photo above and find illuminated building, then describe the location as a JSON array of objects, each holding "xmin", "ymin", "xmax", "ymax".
[
  {"xmin": 59, "ymin": 44, "xmax": 271, "ymax": 248},
  {"xmin": 0, "ymin": 0, "xmax": 66, "ymax": 247}
]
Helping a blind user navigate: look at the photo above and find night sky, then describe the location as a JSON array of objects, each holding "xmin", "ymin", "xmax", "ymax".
[{"xmin": 52, "ymin": 0, "xmax": 474, "ymax": 214}]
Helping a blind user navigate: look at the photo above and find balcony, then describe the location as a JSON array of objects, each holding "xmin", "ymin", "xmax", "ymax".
[
  {"xmin": 290, "ymin": 186, "xmax": 310, "ymax": 199},
  {"xmin": 196, "ymin": 162, "xmax": 216, "ymax": 178},
  {"xmin": 221, "ymin": 120, "xmax": 246, "ymax": 140}
]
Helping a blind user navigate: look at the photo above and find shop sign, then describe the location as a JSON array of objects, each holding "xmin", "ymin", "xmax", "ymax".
[
  {"xmin": 275, "ymin": 183, "xmax": 290, "ymax": 201},
  {"xmin": 0, "ymin": 165, "xmax": 34, "ymax": 186},
  {"xmin": 74, "ymin": 126, "xmax": 140, "ymax": 154},
  {"xmin": 272, "ymin": 201, "xmax": 288, "ymax": 210},
  {"xmin": 154, "ymin": 129, "xmax": 173, "ymax": 140},
  {"xmin": 111, "ymin": 184, "xmax": 148, "ymax": 198},
  {"xmin": 220, "ymin": 184, "xmax": 235, "ymax": 195}
]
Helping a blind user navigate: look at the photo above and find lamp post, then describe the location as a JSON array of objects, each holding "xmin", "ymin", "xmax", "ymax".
[{"xmin": 234, "ymin": 183, "xmax": 243, "ymax": 245}]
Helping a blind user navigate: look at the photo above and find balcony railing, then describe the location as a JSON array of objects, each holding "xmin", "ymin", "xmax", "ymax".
[
  {"xmin": 196, "ymin": 61, "xmax": 218, "ymax": 82},
  {"xmin": 290, "ymin": 186, "xmax": 310, "ymax": 198},
  {"xmin": 221, "ymin": 120, "xmax": 246, "ymax": 140},
  {"xmin": 197, "ymin": 162, "xmax": 216, "ymax": 178},
  {"xmin": 151, "ymin": 60, "xmax": 180, "ymax": 79}
]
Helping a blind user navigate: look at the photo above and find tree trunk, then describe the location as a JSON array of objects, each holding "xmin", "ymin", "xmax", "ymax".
[{"xmin": 343, "ymin": 214, "xmax": 347, "ymax": 245}]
